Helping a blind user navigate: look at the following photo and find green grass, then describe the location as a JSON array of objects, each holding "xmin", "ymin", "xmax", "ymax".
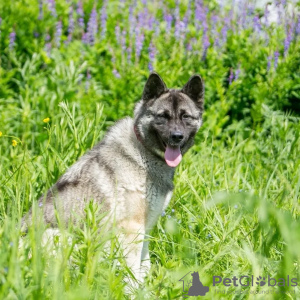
[{"xmin": 1, "ymin": 94, "xmax": 300, "ymax": 299}]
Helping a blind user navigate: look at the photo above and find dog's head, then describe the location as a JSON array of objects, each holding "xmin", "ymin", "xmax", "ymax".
[{"xmin": 134, "ymin": 72, "xmax": 204, "ymax": 167}]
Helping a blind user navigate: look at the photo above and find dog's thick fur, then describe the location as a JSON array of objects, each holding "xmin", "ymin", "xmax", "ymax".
[{"xmin": 23, "ymin": 72, "xmax": 204, "ymax": 282}]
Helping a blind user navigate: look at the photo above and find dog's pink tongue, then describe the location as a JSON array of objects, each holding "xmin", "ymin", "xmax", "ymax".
[{"xmin": 164, "ymin": 146, "xmax": 182, "ymax": 167}]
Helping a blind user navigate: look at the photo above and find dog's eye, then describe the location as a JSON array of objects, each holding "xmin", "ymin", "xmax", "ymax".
[
  {"xmin": 157, "ymin": 113, "xmax": 170, "ymax": 119},
  {"xmin": 182, "ymin": 114, "xmax": 192, "ymax": 120}
]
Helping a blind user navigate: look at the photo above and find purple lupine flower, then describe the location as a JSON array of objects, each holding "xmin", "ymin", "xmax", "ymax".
[
  {"xmin": 121, "ymin": 29, "xmax": 127, "ymax": 52},
  {"xmin": 296, "ymin": 16, "xmax": 300, "ymax": 35},
  {"xmin": 183, "ymin": 0, "xmax": 191, "ymax": 28},
  {"xmin": 277, "ymin": 6, "xmax": 282, "ymax": 25},
  {"xmin": 195, "ymin": 0, "xmax": 206, "ymax": 30},
  {"xmin": 137, "ymin": 10, "xmax": 144, "ymax": 29},
  {"xmin": 253, "ymin": 15, "xmax": 261, "ymax": 32},
  {"xmin": 47, "ymin": 0, "xmax": 57, "ymax": 17},
  {"xmin": 45, "ymin": 33, "xmax": 50, "ymax": 42},
  {"xmin": 214, "ymin": 36, "xmax": 220, "ymax": 48},
  {"xmin": 38, "ymin": 0, "xmax": 43, "ymax": 20},
  {"xmin": 221, "ymin": 24, "xmax": 228, "ymax": 45},
  {"xmin": 284, "ymin": 27, "xmax": 292, "ymax": 56},
  {"xmin": 82, "ymin": 32, "xmax": 88, "ymax": 44},
  {"xmin": 135, "ymin": 15, "xmax": 141, "ymax": 38},
  {"xmin": 186, "ymin": 37, "xmax": 196, "ymax": 53},
  {"xmin": 112, "ymin": 69, "xmax": 121, "ymax": 78},
  {"xmin": 201, "ymin": 34, "xmax": 210, "ymax": 60},
  {"xmin": 264, "ymin": 4, "xmax": 269, "ymax": 27},
  {"xmin": 274, "ymin": 51, "xmax": 279, "ymax": 70},
  {"xmin": 154, "ymin": 19, "xmax": 160, "ymax": 37},
  {"xmin": 237, "ymin": 1, "xmax": 244, "ymax": 30},
  {"xmin": 247, "ymin": 3, "xmax": 255, "ymax": 16},
  {"xmin": 228, "ymin": 7, "xmax": 234, "ymax": 32},
  {"xmin": 146, "ymin": 14, "xmax": 153, "ymax": 31},
  {"xmin": 78, "ymin": 17, "xmax": 85, "ymax": 30},
  {"xmin": 229, "ymin": 68, "xmax": 234, "ymax": 85},
  {"xmin": 100, "ymin": 1, "xmax": 107, "ymax": 39},
  {"xmin": 211, "ymin": 14, "xmax": 218, "ymax": 36},
  {"xmin": 143, "ymin": 8, "xmax": 150, "ymax": 29},
  {"xmin": 87, "ymin": 7, "xmax": 97, "ymax": 45},
  {"xmin": 34, "ymin": 32, "xmax": 39, "ymax": 38},
  {"xmin": 194, "ymin": 0, "xmax": 201, "ymax": 22},
  {"xmin": 148, "ymin": 41, "xmax": 156, "ymax": 72},
  {"xmin": 235, "ymin": 65, "xmax": 241, "ymax": 79},
  {"xmin": 67, "ymin": 6, "xmax": 74, "ymax": 43},
  {"xmin": 45, "ymin": 42, "xmax": 52, "ymax": 56},
  {"xmin": 128, "ymin": 5, "xmax": 136, "ymax": 39},
  {"xmin": 267, "ymin": 55, "xmax": 272, "ymax": 72},
  {"xmin": 164, "ymin": 12, "xmax": 173, "ymax": 33},
  {"xmin": 195, "ymin": 1, "xmax": 208, "ymax": 32},
  {"xmin": 9, "ymin": 31, "xmax": 16, "ymax": 50},
  {"xmin": 174, "ymin": 0, "xmax": 181, "ymax": 39},
  {"xmin": 77, "ymin": 1, "xmax": 83, "ymax": 15},
  {"xmin": 146, "ymin": 15, "xmax": 154, "ymax": 31},
  {"xmin": 55, "ymin": 20, "xmax": 62, "ymax": 47},
  {"xmin": 77, "ymin": 1, "xmax": 84, "ymax": 29},
  {"xmin": 135, "ymin": 33, "xmax": 145, "ymax": 60},
  {"xmin": 186, "ymin": 42, "xmax": 192, "ymax": 52},
  {"xmin": 242, "ymin": 2, "xmax": 249, "ymax": 30},
  {"xmin": 115, "ymin": 25, "xmax": 121, "ymax": 44}
]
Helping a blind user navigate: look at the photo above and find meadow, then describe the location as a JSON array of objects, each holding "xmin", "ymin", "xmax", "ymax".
[{"xmin": 0, "ymin": 0, "xmax": 300, "ymax": 299}]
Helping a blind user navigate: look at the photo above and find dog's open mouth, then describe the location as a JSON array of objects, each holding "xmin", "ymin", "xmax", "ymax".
[
  {"xmin": 164, "ymin": 146, "xmax": 182, "ymax": 167},
  {"xmin": 158, "ymin": 135, "xmax": 182, "ymax": 168}
]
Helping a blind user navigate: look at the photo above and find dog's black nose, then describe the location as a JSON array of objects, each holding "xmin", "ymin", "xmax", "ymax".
[{"xmin": 170, "ymin": 131, "xmax": 184, "ymax": 143}]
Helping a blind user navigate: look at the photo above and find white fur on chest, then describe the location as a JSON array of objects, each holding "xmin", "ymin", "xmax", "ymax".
[{"xmin": 145, "ymin": 186, "xmax": 173, "ymax": 230}]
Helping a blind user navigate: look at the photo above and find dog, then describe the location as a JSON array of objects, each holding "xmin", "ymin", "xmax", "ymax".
[{"xmin": 22, "ymin": 72, "xmax": 204, "ymax": 284}]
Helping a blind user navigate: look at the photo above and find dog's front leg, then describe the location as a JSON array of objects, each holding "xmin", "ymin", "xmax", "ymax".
[
  {"xmin": 140, "ymin": 238, "xmax": 150, "ymax": 280},
  {"xmin": 121, "ymin": 221, "xmax": 145, "ymax": 286}
]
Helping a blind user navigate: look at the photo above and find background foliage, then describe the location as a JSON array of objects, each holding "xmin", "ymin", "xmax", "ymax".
[{"xmin": 0, "ymin": 0, "xmax": 300, "ymax": 299}]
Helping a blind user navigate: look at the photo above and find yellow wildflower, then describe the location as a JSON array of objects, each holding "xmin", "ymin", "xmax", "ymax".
[
  {"xmin": 43, "ymin": 117, "xmax": 50, "ymax": 123},
  {"xmin": 12, "ymin": 140, "xmax": 18, "ymax": 147},
  {"xmin": 0, "ymin": 131, "xmax": 2, "ymax": 137}
]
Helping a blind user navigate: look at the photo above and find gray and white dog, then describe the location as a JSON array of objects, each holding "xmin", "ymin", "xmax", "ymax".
[{"xmin": 23, "ymin": 72, "xmax": 204, "ymax": 283}]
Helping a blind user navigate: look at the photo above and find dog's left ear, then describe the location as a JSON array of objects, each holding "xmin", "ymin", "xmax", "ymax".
[
  {"xmin": 142, "ymin": 72, "xmax": 167, "ymax": 101},
  {"xmin": 181, "ymin": 75, "xmax": 204, "ymax": 108}
]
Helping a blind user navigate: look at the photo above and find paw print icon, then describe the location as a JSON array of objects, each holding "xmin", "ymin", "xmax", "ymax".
[{"xmin": 256, "ymin": 276, "xmax": 266, "ymax": 286}]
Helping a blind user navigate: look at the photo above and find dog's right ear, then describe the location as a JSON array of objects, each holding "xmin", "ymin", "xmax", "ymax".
[{"xmin": 142, "ymin": 72, "xmax": 167, "ymax": 101}]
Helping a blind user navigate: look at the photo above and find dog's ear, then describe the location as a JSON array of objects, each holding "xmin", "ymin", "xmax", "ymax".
[
  {"xmin": 142, "ymin": 72, "xmax": 167, "ymax": 101},
  {"xmin": 181, "ymin": 75, "xmax": 204, "ymax": 108}
]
